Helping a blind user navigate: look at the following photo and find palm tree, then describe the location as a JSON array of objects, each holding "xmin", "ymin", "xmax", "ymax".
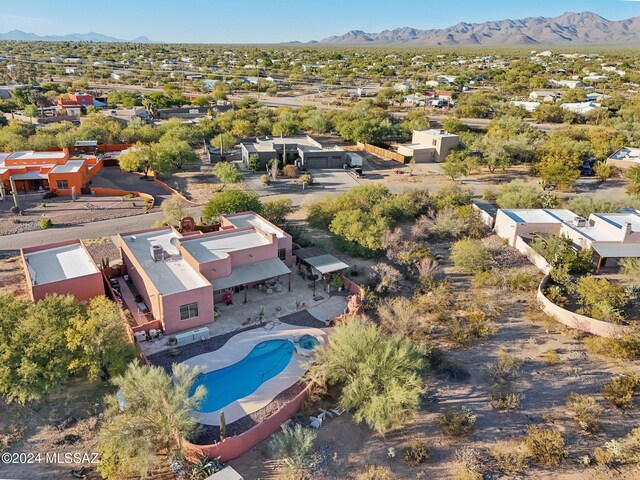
[{"xmin": 97, "ymin": 362, "xmax": 205, "ymax": 479}]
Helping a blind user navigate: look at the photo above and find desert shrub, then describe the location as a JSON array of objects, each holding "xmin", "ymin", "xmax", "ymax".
[
  {"xmin": 545, "ymin": 284, "xmax": 568, "ymax": 306},
  {"xmin": 454, "ymin": 446, "xmax": 484, "ymax": 480},
  {"xmin": 566, "ymin": 393, "xmax": 603, "ymax": 433},
  {"xmin": 386, "ymin": 240, "xmax": 433, "ymax": 267},
  {"xmin": 213, "ymin": 161, "xmax": 243, "ymax": 183},
  {"xmin": 583, "ymin": 334, "xmax": 640, "ymax": 360},
  {"xmin": 298, "ymin": 173, "xmax": 312, "ymax": 185},
  {"xmin": 262, "ymin": 198, "xmax": 293, "ymax": 225},
  {"xmin": 282, "ymin": 164, "xmax": 298, "ymax": 177},
  {"xmin": 565, "ymin": 196, "xmax": 619, "ymax": 218},
  {"xmin": 620, "ymin": 257, "xmax": 640, "ymax": 281},
  {"xmin": 377, "ymin": 297, "xmax": 431, "ymax": 343},
  {"xmin": 504, "ymin": 269, "xmax": 538, "ymax": 291},
  {"xmin": 447, "ymin": 310, "xmax": 497, "ymax": 347},
  {"xmin": 542, "ymin": 349, "xmax": 561, "ymax": 365},
  {"xmin": 524, "ymin": 425, "xmax": 567, "ymax": 466},
  {"xmin": 369, "ymin": 262, "xmax": 402, "ymax": 293},
  {"xmin": 355, "ymin": 466, "xmax": 392, "ymax": 480},
  {"xmin": 431, "ymin": 186, "xmax": 472, "ymax": 212},
  {"xmin": 38, "ymin": 218, "xmax": 52, "ymax": 229},
  {"xmin": 593, "ymin": 446, "xmax": 615, "ymax": 466},
  {"xmin": 451, "ymin": 239, "xmax": 492, "ymax": 273},
  {"xmin": 403, "ymin": 440, "xmax": 431, "ymax": 466},
  {"xmin": 489, "ymin": 348, "xmax": 521, "ymax": 383},
  {"xmin": 574, "ymin": 276, "xmax": 630, "ymax": 323},
  {"xmin": 491, "ymin": 441, "xmax": 530, "ymax": 475},
  {"xmin": 438, "ymin": 406, "xmax": 476, "ymax": 437},
  {"xmin": 260, "ymin": 174, "xmax": 270, "ymax": 185},
  {"xmin": 593, "ymin": 428, "xmax": 640, "ymax": 466},
  {"xmin": 530, "ymin": 234, "xmax": 593, "ymax": 274},
  {"xmin": 601, "ymin": 373, "xmax": 640, "ymax": 409},
  {"xmin": 268, "ymin": 424, "xmax": 316, "ymax": 475},
  {"xmin": 594, "ymin": 162, "xmax": 614, "ymax": 182},
  {"xmin": 482, "ymin": 187, "xmax": 497, "ymax": 202},
  {"xmin": 496, "ymin": 180, "xmax": 544, "ymax": 209},
  {"xmin": 472, "ymin": 270, "xmax": 501, "ymax": 289},
  {"xmin": 490, "ymin": 385, "xmax": 523, "ymax": 410}
]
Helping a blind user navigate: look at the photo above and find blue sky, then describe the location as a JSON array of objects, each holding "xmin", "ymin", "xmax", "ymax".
[{"xmin": 1, "ymin": 0, "xmax": 640, "ymax": 43}]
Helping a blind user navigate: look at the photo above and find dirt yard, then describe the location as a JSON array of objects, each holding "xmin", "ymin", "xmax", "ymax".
[
  {"xmin": 0, "ymin": 381, "xmax": 111, "ymax": 480},
  {"xmin": 230, "ymin": 232, "xmax": 640, "ymax": 480},
  {"xmin": 0, "ymin": 255, "xmax": 29, "ymax": 300}
]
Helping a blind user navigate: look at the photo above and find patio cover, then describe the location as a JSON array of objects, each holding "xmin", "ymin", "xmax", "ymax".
[
  {"xmin": 11, "ymin": 172, "xmax": 47, "ymax": 180},
  {"xmin": 305, "ymin": 254, "xmax": 349, "ymax": 275},
  {"xmin": 210, "ymin": 258, "xmax": 291, "ymax": 291},
  {"xmin": 593, "ymin": 243, "xmax": 640, "ymax": 259}
]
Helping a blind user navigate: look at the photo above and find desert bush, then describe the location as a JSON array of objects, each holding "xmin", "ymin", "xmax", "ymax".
[
  {"xmin": 38, "ymin": 218, "xmax": 52, "ymax": 229},
  {"xmin": 601, "ymin": 373, "xmax": 640, "ymax": 409},
  {"xmin": 355, "ymin": 466, "xmax": 392, "ymax": 480},
  {"xmin": 542, "ymin": 349, "xmax": 562, "ymax": 365},
  {"xmin": 386, "ymin": 240, "xmax": 433, "ymax": 267},
  {"xmin": 213, "ymin": 161, "xmax": 243, "ymax": 184},
  {"xmin": 504, "ymin": 270, "xmax": 538, "ymax": 291},
  {"xmin": 530, "ymin": 234, "xmax": 593, "ymax": 274},
  {"xmin": 451, "ymin": 239, "xmax": 492, "ymax": 274},
  {"xmin": 282, "ymin": 164, "xmax": 298, "ymax": 177},
  {"xmin": 403, "ymin": 440, "xmax": 430, "ymax": 466},
  {"xmin": 566, "ymin": 393, "xmax": 603, "ymax": 433},
  {"xmin": 454, "ymin": 447, "xmax": 484, "ymax": 480},
  {"xmin": 260, "ymin": 174, "xmax": 271, "ymax": 185},
  {"xmin": 491, "ymin": 440, "xmax": 530, "ymax": 475},
  {"xmin": 594, "ymin": 162, "xmax": 614, "ymax": 182},
  {"xmin": 524, "ymin": 425, "xmax": 567, "ymax": 466},
  {"xmin": 545, "ymin": 284, "xmax": 568, "ymax": 306},
  {"xmin": 431, "ymin": 186, "xmax": 472, "ymax": 212},
  {"xmin": 496, "ymin": 180, "xmax": 544, "ymax": 209},
  {"xmin": 620, "ymin": 257, "xmax": 640, "ymax": 281},
  {"xmin": 298, "ymin": 173, "xmax": 313, "ymax": 185},
  {"xmin": 574, "ymin": 276, "xmax": 630, "ymax": 323},
  {"xmin": 268, "ymin": 424, "xmax": 317, "ymax": 475},
  {"xmin": 490, "ymin": 385, "xmax": 523, "ymax": 410},
  {"xmin": 583, "ymin": 335, "xmax": 640, "ymax": 360},
  {"xmin": 262, "ymin": 198, "xmax": 293, "ymax": 225},
  {"xmin": 447, "ymin": 310, "xmax": 497, "ymax": 347},
  {"xmin": 489, "ymin": 348, "xmax": 521, "ymax": 383},
  {"xmin": 377, "ymin": 296, "xmax": 430, "ymax": 343},
  {"xmin": 369, "ymin": 263, "xmax": 402, "ymax": 293},
  {"xmin": 438, "ymin": 406, "xmax": 477, "ymax": 437},
  {"xmin": 565, "ymin": 196, "xmax": 619, "ymax": 218}
]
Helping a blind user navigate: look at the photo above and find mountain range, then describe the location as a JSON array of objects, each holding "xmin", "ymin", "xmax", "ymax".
[
  {"xmin": 0, "ymin": 30, "xmax": 152, "ymax": 43},
  {"xmin": 319, "ymin": 12, "xmax": 640, "ymax": 46}
]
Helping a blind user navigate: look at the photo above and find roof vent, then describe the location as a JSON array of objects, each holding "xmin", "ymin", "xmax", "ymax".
[{"xmin": 573, "ymin": 216, "xmax": 587, "ymax": 227}]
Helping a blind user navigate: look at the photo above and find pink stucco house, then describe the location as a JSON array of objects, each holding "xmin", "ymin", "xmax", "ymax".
[
  {"xmin": 21, "ymin": 239, "xmax": 105, "ymax": 302},
  {"xmin": 118, "ymin": 212, "xmax": 294, "ymax": 334}
]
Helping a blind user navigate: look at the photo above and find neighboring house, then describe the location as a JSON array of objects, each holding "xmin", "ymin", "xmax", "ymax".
[
  {"xmin": 118, "ymin": 212, "xmax": 294, "ymax": 334},
  {"xmin": 21, "ymin": 240, "xmax": 104, "ymax": 302},
  {"xmin": 240, "ymin": 135, "xmax": 350, "ymax": 170},
  {"xmin": 529, "ymin": 90, "xmax": 560, "ymax": 102},
  {"xmin": 397, "ymin": 129, "xmax": 460, "ymax": 163},
  {"xmin": 102, "ymin": 107, "xmax": 149, "ymax": 124},
  {"xmin": 57, "ymin": 93, "xmax": 97, "ymax": 114},
  {"xmin": 0, "ymin": 149, "xmax": 102, "ymax": 195},
  {"xmin": 110, "ymin": 70, "xmax": 135, "ymax": 81},
  {"xmin": 583, "ymin": 75, "xmax": 608, "ymax": 83},
  {"xmin": 203, "ymin": 79, "xmax": 219, "ymax": 90},
  {"xmin": 606, "ymin": 147, "xmax": 640, "ymax": 170},
  {"xmin": 511, "ymin": 101, "xmax": 540, "ymax": 112},
  {"xmin": 393, "ymin": 82, "xmax": 413, "ymax": 92},
  {"xmin": 64, "ymin": 67, "xmax": 83, "ymax": 75},
  {"xmin": 560, "ymin": 101, "xmax": 601, "ymax": 115},
  {"xmin": 549, "ymin": 79, "xmax": 584, "ymax": 89},
  {"xmin": 494, "ymin": 208, "xmax": 640, "ymax": 271},
  {"xmin": 402, "ymin": 93, "xmax": 426, "ymax": 106}
]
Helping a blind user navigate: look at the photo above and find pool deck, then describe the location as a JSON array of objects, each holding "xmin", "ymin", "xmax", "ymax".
[{"xmin": 182, "ymin": 322, "xmax": 327, "ymax": 426}]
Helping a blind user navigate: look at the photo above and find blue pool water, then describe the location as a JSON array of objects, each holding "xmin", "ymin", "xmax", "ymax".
[
  {"xmin": 191, "ymin": 339, "xmax": 295, "ymax": 413},
  {"xmin": 299, "ymin": 334, "xmax": 320, "ymax": 350}
]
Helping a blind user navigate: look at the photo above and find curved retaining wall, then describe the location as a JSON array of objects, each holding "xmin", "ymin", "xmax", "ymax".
[
  {"xmin": 537, "ymin": 275, "xmax": 633, "ymax": 339},
  {"xmin": 183, "ymin": 386, "xmax": 309, "ymax": 462}
]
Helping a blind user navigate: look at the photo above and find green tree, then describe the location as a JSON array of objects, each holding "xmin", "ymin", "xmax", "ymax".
[
  {"xmin": 156, "ymin": 140, "xmax": 198, "ymax": 170},
  {"xmin": 66, "ymin": 297, "xmax": 136, "ymax": 381},
  {"xmin": 441, "ymin": 117, "xmax": 469, "ymax": 134},
  {"xmin": 626, "ymin": 166, "xmax": 640, "ymax": 196},
  {"xmin": 496, "ymin": 180, "xmax": 543, "ymax": 209},
  {"xmin": 118, "ymin": 143, "xmax": 165, "ymax": 177},
  {"xmin": 537, "ymin": 144, "xmax": 582, "ymax": 190},
  {"xmin": 160, "ymin": 196, "xmax": 190, "ymax": 224},
  {"xmin": 330, "ymin": 209, "xmax": 389, "ymax": 257},
  {"xmin": 202, "ymin": 189, "xmax": 262, "ymax": 223},
  {"xmin": 262, "ymin": 198, "xmax": 294, "ymax": 225},
  {"xmin": 442, "ymin": 150, "xmax": 471, "ymax": 181},
  {"xmin": 213, "ymin": 162, "xmax": 244, "ymax": 184},
  {"xmin": 97, "ymin": 363, "xmax": 204, "ymax": 479},
  {"xmin": 306, "ymin": 318, "xmax": 425, "ymax": 433},
  {"xmin": 212, "ymin": 132, "xmax": 238, "ymax": 154},
  {"xmin": 23, "ymin": 104, "xmax": 39, "ymax": 118}
]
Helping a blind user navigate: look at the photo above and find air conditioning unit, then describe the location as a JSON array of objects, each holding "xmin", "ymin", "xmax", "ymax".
[
  {"xmin": 573, "ymin": 216, "xmax": 587, "ymax": 227},
  {"xmin": 150, "ymin": 244, "xmax": 164, "ymax": 261},
  {"xmin": 134, "ymin": 331, "xmax": 147, "ymax": 343}
]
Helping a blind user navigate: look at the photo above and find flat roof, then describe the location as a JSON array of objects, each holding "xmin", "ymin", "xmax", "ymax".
[
  {"xmin": 50, "ymin": 160, "xmax": 85, "ymax": 174},
  {"xmin": 500, "ymin": 209, "xmax": 577, "ymax": 224},
  {"xmin": 7, "ymin": 151, "xmax": 67, "ymax": 160},
  {"xmin": 75, "ymin": 140, "xmax": 98, "ymax": 147},
  {"xmin": 414, "ymin": 129, "xmax": 459, "ymax": 138},
  {"xmin": 306, "ymin": 254, "xmax": 349, "ymax": 274},
  {"xmin": 24, "ymin": 243, "xmax": 98, "ymax": 285},
  {"xmin": 224, "ymin": 213, "xmax": 286, "ymax": 239},
  {"xmin": 593, "ymin": 243, "xmax": 640, "ymax": 259},
  {"xmin": 609, "ymin": 147, "xmax": 640, "ymax": 163},
  {"xmin": 181, "ymin": 229, "xmax": 270, "ymax": 263},
  {"xmin": 593, "ymin": 212, "xmax": 640, "ymax": 232},
  {"xmin": 210, "ymin": 258, "xmax": 291, "ymax": 291},
  {"xmin": 399, "ymin": 143, "xmax": 436, "ymax": 151},
  {"xmin": 122, "ymin": 229, "xmax": 208, "ymax": 295}
]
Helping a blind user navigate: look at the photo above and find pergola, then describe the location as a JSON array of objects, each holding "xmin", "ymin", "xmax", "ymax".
[
  {"xmin": 210, "ymin": 258, "xmax": 292, "ymax": 303},
  {"xmin": 294, "ymin": 247, "xmax": 350, "ymax": 294}
]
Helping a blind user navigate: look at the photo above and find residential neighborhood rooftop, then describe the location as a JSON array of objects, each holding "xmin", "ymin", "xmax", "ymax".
[
  {"xmin": 180, "ymin": 229, "xmax": 271, "ymax": 263},
  {"xmin": 23, "ymin": 242, "xmax": 98, "ymax": 285},
  {"xmin": 609, "ymin": 147, "xmax": 640, "ymax": 163},
  {"xmin": 501, "ymin": 208, "xmax": 578, "ymax": 224},
  {"xmin": 121, "ymin": 229, "xmax": 209, "ymax": 295},
  {"xmin": 223, "ymin": 212, "xmax": 287, "ymax": 239},
  {"xmin": 49, "ymin": 159, "xmax": 85, "ymax": 173},
  {"xmin": 7, "ymin": 150, "xmax": 68, "ymax": 160}
]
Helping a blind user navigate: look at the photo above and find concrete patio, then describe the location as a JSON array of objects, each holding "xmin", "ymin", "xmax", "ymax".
[{"xmin": 138, "ymin": 271, "xmax": 348, "ymax": 357}]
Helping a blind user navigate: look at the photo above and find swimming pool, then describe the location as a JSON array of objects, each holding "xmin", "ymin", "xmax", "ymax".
[
  {"xmin": 298, "ymin": 334, "xmax": 320, "ymax": 350},
  {"xmin": 191, "ymin": 339, "xmax": 295, "ymax": 413}
]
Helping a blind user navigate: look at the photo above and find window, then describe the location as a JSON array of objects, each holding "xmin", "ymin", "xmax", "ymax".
[
  {"xmin": 278, "ymin": 248, "xmax": 287, "ymax": 260},
  {"xmin": 56, "ymin": 180, "xmax": 69, "ymax": 190},
  {"xmin": 432, "ymin": 139, "xmax": 437, "ymax": 146},
  {"xmin": 179, "ymin": 302, "xmax": 198, "ymax": 321}
]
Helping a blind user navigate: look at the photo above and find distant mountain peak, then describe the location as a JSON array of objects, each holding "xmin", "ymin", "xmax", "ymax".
[
  {"xmin": 0, "ymin": 30, "xmax": 153, "ymax": 43},
  {"xmin": 318, "ymin": 11, "xmax": 640, "ymax": 45}
]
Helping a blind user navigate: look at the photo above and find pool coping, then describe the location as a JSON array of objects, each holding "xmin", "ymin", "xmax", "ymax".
[{"xmin": 182, "ymin": 322, "xmax": 327, "ymax": 425}]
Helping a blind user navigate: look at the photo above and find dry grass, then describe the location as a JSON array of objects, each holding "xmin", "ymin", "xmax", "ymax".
[{"xmin": 0, "ymin": 256, "xmax": 29, "ymax": 300}]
